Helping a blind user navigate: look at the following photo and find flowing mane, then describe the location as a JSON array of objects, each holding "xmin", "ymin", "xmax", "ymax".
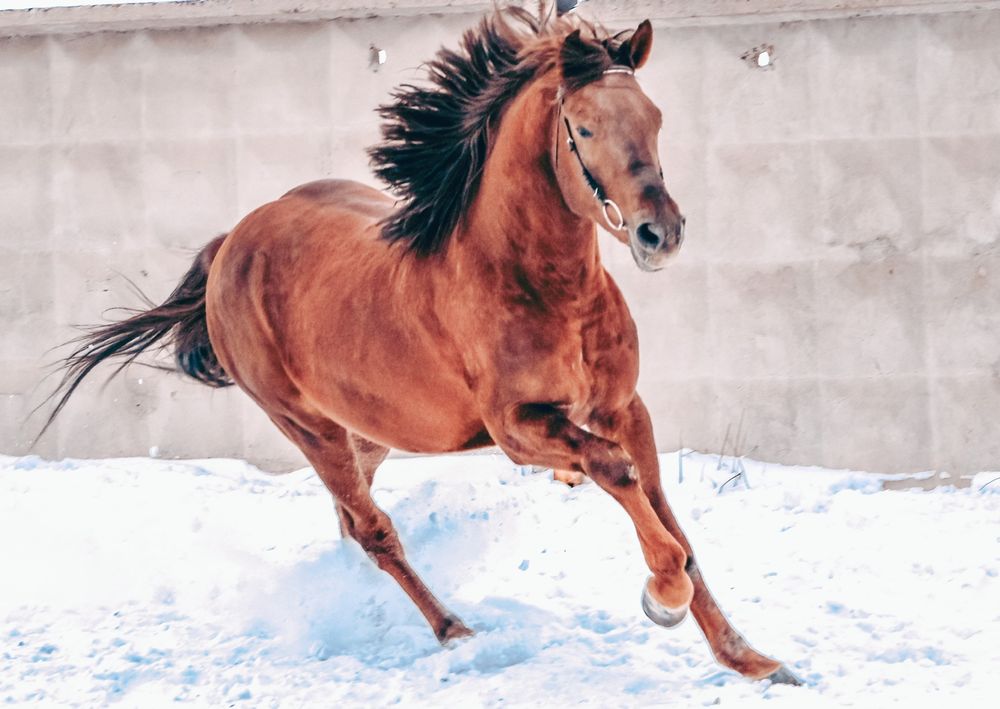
[{"xmin": 368, "ymin": 6, "xmax": 637, "ymax": 256}]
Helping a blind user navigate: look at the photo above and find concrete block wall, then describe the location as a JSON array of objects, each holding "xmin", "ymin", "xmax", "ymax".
[{"xmin": 1, "ymin": 2, "xmax": 998, "ymax": 474}]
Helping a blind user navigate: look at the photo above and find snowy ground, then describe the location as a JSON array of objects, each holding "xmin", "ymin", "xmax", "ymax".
[{"xmin": 2, "ymin": 451, "xmax": 998, "ymax": 707}]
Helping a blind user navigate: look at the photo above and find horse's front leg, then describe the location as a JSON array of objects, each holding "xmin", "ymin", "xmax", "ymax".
[
  {"xmin": 591, "ymin": 394, "xmax": 801, "ymax": 685},
  {"xmin": 486, "ymin": 402, "xmax": 694, "ymax": 620}
]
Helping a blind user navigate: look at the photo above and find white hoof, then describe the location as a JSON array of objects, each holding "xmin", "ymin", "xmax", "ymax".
[{"xmin": 641, "ymin": 577, "xmax": 689, "ymax": 628}]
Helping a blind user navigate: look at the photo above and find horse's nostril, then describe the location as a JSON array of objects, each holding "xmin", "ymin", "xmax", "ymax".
[{"xmin": 636, "ymin": 222, "xmax": 662, "ymax": 248}]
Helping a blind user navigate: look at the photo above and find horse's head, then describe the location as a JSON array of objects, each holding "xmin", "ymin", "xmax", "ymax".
[{"xmin": 553, "ymin": 21, "xmax": 684, "ymax": 272}]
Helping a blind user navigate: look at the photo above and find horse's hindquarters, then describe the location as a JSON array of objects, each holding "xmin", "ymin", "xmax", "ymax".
[{"xmin": 205, "ymin": 182, "xmax": 486, "ymax": 454}]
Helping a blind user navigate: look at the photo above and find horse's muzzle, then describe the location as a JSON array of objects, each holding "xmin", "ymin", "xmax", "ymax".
[{"xmin": 628, "ymin": 215, "xmax": 685, "ymax": 271}]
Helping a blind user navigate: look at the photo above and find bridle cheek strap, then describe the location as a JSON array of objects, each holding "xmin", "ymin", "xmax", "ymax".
[
  {"xmin": 555, "ymin": 67, "xmax": 631, "ymax": 233},
  {"xmin": 560, "ymin": 116, "xmax": 626, "ymax": 233}
]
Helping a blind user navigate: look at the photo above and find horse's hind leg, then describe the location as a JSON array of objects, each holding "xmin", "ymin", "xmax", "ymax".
[
  {"xmin": 334, "ymin": 434, "xmax": 388, "ymax": 540},
  {"xmin": 275, "ymin": 414, "xmax": 473, "ymax": 645}
]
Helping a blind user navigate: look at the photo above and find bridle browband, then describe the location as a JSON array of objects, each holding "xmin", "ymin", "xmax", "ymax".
[{"xmin": 556, "ymin": 66, "xmax": 635, "ymax": 233}]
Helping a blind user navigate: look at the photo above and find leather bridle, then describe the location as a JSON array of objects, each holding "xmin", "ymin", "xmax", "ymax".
[{"xmin": 555, "ymin": 66, "xmax": 635, "ymax": 233}]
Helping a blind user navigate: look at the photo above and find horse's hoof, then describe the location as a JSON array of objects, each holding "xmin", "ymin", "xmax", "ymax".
[
  {"xmin": 437, "ymin": 616, "xmax": 475, "ymax": 646},
  {"xmin": 765, "ymin": 665, "xmax": 803, "ymax": 686},
  {"xmin": 640, "ymin": 580, "xmax": 688, "ymax": 628}
]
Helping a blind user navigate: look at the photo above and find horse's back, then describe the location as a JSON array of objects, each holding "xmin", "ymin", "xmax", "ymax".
[
  {"xmin": 223, "ymin": 178, "xmax": 394, "ymax": 267},
  {"xmin": 282, "ymin": 179, "xmax": 394, "ymax": 220}
]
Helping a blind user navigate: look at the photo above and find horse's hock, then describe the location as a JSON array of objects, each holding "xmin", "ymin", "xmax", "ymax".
[{"xmin": 2, "ymin": 0, "xmax": 999, "ymax": 475}]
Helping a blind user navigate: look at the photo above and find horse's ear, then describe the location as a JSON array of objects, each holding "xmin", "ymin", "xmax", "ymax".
[{"xmin": 620, "ymin": 19, "xmax": 653, "ymax": 69}]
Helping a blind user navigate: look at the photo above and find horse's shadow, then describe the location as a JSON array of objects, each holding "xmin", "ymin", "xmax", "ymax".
[{"xmin": 243, "ymin": 541, "xmax": 558, "ymax": 674}]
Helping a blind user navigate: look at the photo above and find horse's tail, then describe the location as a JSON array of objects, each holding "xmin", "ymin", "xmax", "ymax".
[{"xmin": 38, "ymin": 234, "xmax": 233, "ymax": 440}]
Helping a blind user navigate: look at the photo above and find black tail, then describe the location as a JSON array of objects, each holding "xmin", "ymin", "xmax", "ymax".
[{"xmin": 38, "ymin": 234, "xmax": 233, "ymax": 441}]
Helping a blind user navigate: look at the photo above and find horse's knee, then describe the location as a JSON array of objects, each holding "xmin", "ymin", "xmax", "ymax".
[{"xmin": 584, "ymin": 444, "xmax": 638, "ymax": 490}]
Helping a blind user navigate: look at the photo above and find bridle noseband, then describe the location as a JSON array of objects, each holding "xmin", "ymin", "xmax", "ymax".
[{"xmin": 557, "ymin": 66, "xmax": 635, "ymax": 233}]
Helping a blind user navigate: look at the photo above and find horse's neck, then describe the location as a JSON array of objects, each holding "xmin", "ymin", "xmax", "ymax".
[{"xmin": 453, "ymin": 81, "xmax": 604, "ymax": 299}]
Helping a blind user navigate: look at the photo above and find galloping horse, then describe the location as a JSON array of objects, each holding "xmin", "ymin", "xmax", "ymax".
[{"xmin": 46, "ymin": 8, "xmax": 798, "ymax": 684}]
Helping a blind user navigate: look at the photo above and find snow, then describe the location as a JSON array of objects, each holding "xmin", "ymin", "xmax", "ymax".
[{"xmin": 2, "ymin": 451, "xmax": 998, "ymax": 706}]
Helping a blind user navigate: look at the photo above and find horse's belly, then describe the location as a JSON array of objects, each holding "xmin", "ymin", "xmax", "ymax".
[
  {"xmin": 296, "ymin": 286, "xmax": 486, "ymax": 452},
  {"xmin": 317, "ymin": 378, "xmax": 487, "ymax": 454}
]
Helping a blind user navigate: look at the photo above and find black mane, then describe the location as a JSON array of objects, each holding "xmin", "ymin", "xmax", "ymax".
[{"xmin": 368, "ymin": 7, "xmax": 629, "ymax": 256}]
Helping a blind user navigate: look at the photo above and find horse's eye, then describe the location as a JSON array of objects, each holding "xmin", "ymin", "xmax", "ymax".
[{"xmin": 576, "ymin": 126, "xmax": 593, "ymax": 138}]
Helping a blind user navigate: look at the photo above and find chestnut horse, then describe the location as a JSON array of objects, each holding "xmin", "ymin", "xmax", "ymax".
[{"xmin": 46, "ymin": 9, "xmax": 797, "ymax": 684}]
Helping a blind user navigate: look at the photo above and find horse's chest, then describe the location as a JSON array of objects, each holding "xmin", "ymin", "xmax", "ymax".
[
  {"xmin": 579, "ymin": 314, "xmax": 639, "ymax": 412},
  {"xmin": 552, "ymin": 300, "xmax": 639, "ymax": 422},
  {"xmin": 486, "ymin": 274, "xmax": 639, "ymax": 419}
]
